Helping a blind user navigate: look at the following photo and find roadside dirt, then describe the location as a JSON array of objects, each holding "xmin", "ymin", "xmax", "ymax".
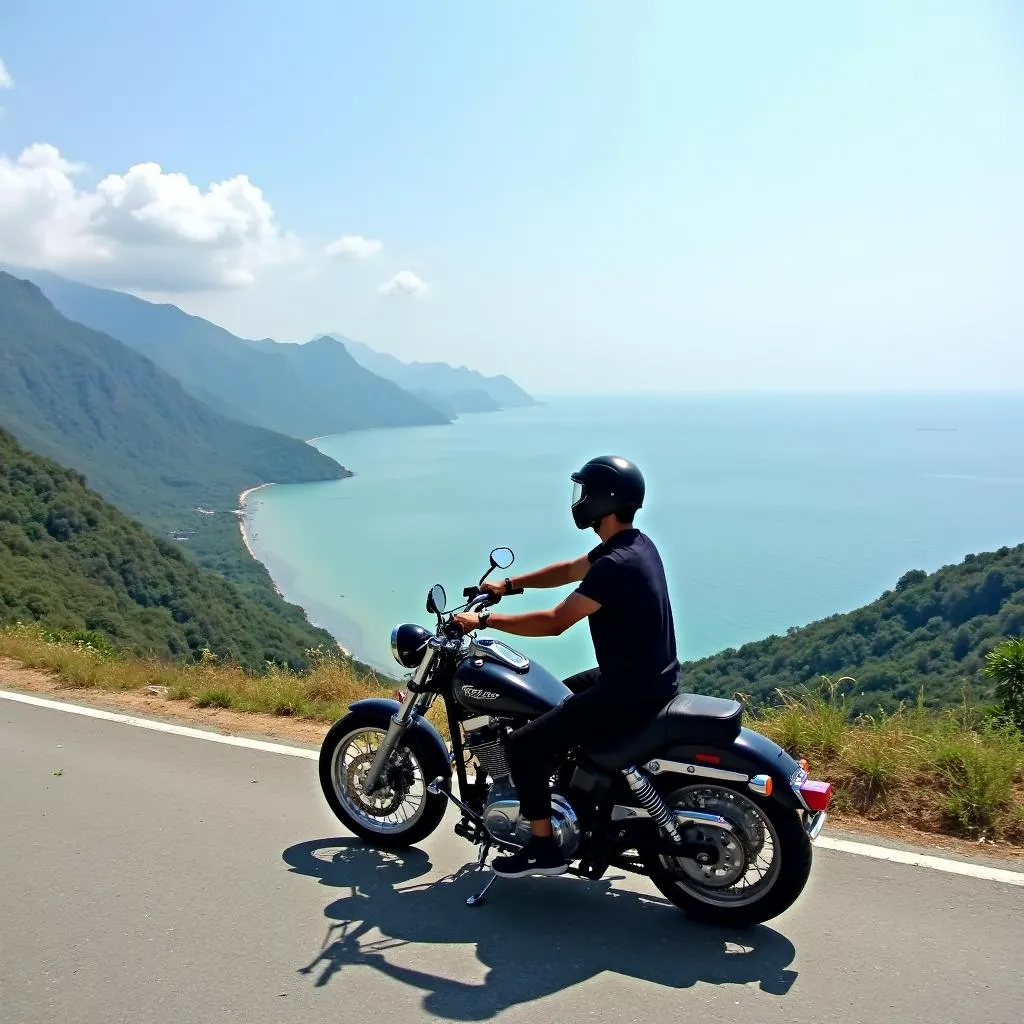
[
  {"xmin": 0, "ymin": 658, "xmax": 331, "ymax": 748},
  {"xmin": 3, "ymin": 657, "xmax": 1022, "ymax": 865}
]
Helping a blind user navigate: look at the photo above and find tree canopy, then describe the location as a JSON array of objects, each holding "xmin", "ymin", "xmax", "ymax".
[
  {"xmin": 0, "ymin": 427, "xmax": 337, "ymax": 670},
  {"xmin": 683, "ymin": 544, "xmax": 1024, "ymax": 713}
]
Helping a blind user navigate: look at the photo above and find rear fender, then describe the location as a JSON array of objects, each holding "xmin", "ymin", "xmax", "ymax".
[
  {"xmin": 649, "ymin": 727, "xmax": 806, "ymax": 810},
  {"xmin": 348, "ymin": 697, "xmax": 452, "ymax": 778}
]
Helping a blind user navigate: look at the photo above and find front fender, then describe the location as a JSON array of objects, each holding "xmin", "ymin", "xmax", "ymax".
[
  {"xmin": 656, "ymin": 727, "xmax": 805, "ymax": 809},
  {"xmin": 347, "ymin": 697, "xmax": 452, "ymax": 778}
]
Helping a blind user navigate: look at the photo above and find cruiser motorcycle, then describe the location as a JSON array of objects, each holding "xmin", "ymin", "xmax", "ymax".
[{"xmin": 318, "ymin": 547, "xmax": 832, "ymax": 926}]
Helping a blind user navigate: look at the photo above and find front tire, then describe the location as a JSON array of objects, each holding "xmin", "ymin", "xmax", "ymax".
[
  {"xmin": 641, "ymin": 783, "xmax": 812, "ymax": 928},
  {"xmin": 318, "ymin": 711, "xmax": 450, "ymax": 849}
]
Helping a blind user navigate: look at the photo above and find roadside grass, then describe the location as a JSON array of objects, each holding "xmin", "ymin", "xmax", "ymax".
[
  {"xmin": 3, "ymin": 624, "xmax": 1021, "ymax": 844},
  {"xmin": 754, "ymin": 683, "xmax": 1024, "ymax": 843}
]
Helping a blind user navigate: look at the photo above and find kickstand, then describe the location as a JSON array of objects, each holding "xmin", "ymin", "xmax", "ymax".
[{"xmin": 466, "ymin": 841, "xmax": 496, "ymax": 908}]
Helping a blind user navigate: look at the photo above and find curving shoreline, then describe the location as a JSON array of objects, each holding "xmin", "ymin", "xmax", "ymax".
[
  {"xmin": 236, "ymin": 483, "xmax": 275, "ymax": 572},
  {"xmin": 236, "ymin": 480, "xmax": 357, "ymax": 660}
]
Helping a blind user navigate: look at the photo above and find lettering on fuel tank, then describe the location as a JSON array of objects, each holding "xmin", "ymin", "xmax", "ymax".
[{"xmin": 461, "ymin": 686, "xmax": 500, "ymax": 701}]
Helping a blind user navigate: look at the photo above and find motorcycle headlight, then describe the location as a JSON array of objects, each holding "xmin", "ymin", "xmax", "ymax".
[{"xmin": 390, "ymin": 623, "xmax": 431, "ymax": 668}]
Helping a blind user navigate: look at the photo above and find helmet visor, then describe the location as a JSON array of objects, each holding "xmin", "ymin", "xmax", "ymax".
[{"xmin": 571, "ymin": 479, "xmax": 584, "ymax": 506}]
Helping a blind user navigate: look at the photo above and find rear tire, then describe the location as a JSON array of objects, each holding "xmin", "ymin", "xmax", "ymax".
[
  {"xmin": 642, "ymin": 784, "xmax": 812, "ymax": 928},
  {"xmin": 319, "ymin": 711, "xmax": 450, "ymax": 849}
]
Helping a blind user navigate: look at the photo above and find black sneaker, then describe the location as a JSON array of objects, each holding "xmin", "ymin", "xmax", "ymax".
[{"xmin": 491, "ymin": 835, "xmax": 568, "ymax": 878}]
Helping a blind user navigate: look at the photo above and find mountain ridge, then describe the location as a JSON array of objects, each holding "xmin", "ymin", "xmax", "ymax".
[
  {"xmin": 0, "ymin": 270, "xmax": 357, "ymax": 639},
  {"xmin": 333, "ymin": 334, "xmax": 537, "ymax": 413},
  {"xmin": 5, "ymin": 266, "xmax": 451, "ymax": 440},
  {"xmin": 0, "ymin": 272, "xmax": 346, "ymax": 523}
]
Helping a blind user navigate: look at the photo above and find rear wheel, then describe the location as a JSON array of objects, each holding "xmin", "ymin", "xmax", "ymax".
[
  {"xmin": 641, "ymin": 783, "xmax": 811, "ymax": 927},
  {"xmin": 318, "ymin": 711, "xmax": 450, "ymax": 849}
]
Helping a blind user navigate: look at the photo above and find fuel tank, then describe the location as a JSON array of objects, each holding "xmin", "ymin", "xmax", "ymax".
[{"xmin": 453, "ymin": 640, "xmax": 571, "ymax": 718}]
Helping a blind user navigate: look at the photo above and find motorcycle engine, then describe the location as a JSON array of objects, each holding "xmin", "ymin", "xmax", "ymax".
[{"xmin": 464, "ymin": 719, "xmax": 581, "ymax": 858}]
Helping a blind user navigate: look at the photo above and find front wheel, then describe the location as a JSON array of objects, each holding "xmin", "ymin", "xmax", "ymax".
[
  {"xmin": 318, "ymin": 711, "xmax": 450, "ymax": 849},
  {"xmin": 641, "ymin": 783, "xmax": 812, "ymax": 928}
]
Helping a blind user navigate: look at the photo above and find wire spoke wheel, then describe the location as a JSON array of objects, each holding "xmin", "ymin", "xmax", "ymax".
[
  {"xmin": 330, "ymin": 727, "xmax": 428, "ymax": 835},
  {"xmin": 658, "ymin": 785, "xmax": 782, "ymax": 908}
]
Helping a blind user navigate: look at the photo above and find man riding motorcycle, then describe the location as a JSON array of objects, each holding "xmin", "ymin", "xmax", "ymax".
[{"xmin": 453, "ymin": 455, "xmax": 680, "ymax": 878}]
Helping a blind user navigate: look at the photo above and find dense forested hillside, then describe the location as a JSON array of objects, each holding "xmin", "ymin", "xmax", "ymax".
[
  {"xmin": 0, "ymin": 272, "xmax": 346, "ymax": 522},
  {"xmin": 0, "ymin": 270, "xmax": 353, "ymax": 636},
  {"xmin": 684, "ymin": 544, "xmax": 1024, "ymax": 713},
  {"xmin": 8, "ymin": 266, "xmax": 450, "ymax": 438},
  {"xmin": 0, "ymin": 428, "xmax": 335, "ymax": 668}
]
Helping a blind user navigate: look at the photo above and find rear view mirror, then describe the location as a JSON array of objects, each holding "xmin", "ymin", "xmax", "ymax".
[
  {"xmin": 489, "ymin": 547, "xmax": 515, "ymax": 570},
  {"xmin": 426, "ymin": 583, "xmax": 447, "ymax": 617}
]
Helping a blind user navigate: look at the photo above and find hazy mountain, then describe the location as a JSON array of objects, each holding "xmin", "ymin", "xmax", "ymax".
[
  {"xmin": 0, "ymin": 271, "xmax": 354, "ymax": 648},
  {"xmin": 7, "ymin": 267, "xmax": 450, "ymax": 440},
  {"xmin": 411, "ymin": 388, "xmax": 501, "ymax": 418},
  {"xmin": 0, "ymin": 426, "xmax": 337, "ymax": 669},
  {"xmin": 335, "ymin": 335, "xmax": 536, "ymax": 412},
  {"xmin": 0, "ymin": 272, "xmax": 345, "ymax": 524}
]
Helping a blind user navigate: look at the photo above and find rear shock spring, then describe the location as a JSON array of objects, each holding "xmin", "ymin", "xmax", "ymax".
[{"xmin": 622, "ymin": 765, "xmax": 682, "ymax": 844}]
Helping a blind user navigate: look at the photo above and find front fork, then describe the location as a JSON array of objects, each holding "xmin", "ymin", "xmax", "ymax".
[{"xmin": 362, "ymin": 645, "xmax": 437, "ymax": 794}]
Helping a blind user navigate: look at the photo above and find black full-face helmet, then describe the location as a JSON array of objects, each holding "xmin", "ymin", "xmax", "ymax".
[{"xmin": 570, "ymin": 455, "xmax": 645, "ymax": 531}]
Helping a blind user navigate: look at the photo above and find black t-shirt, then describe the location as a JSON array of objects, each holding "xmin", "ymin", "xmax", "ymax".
[{"xmin": 575, "ymin": 529, "xmax": 679, "ymax": 698}]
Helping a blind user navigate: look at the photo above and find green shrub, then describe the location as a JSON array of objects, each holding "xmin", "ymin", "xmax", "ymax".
[{"xmin": 984, "ymin": 638, "xmax": 1024, "ymax": 731}]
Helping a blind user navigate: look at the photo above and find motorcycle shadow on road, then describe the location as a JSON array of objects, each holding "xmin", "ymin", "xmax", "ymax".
[{"xmin": 282, "ymin": 837, "xmax": 799, "ymax": 1021}]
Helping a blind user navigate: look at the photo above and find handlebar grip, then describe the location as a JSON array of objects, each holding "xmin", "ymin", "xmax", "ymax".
[
  {"xmin": 504, "ymin": 586, "xmax": 525, "ymax": 596},
  {"xmin": 463, "ymin": 586, "xmax": 481, "ymax": 599}
]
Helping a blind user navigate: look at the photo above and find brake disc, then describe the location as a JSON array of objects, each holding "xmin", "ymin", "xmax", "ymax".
[
  {"xmin": 671, "ymin": 786, "xmax": 767, "ymax": 888},
  {"xmin": 346, "ymin": 750, "xmax": 411, "ymax": 817}
]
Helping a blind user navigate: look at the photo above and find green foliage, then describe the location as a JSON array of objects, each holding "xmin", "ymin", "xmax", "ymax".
[
  {"xmin": 985, "ymin": 637, "xmax": 1024, "ymax": 730},
  {"xmin": 0, "ymin": 272, "xmax": 347, "ymax": 526},
  {"xmin": 0, "ymin": 428, "xmax": 340, "ymax": 670},
  {"xmin": 0, "ymin": 622, "xmax": 387, "ymax": 726},
  {"xmin": 929, "ymin": 724, "xmax": 1022, "ymax": 834},
  {"xmin": 684, "ymin": 545, "xmax": 1024, "ymax": 712},
  {"xmin": 0, "ymin": 270, "xmax": 361, "ymax": 662},
  {"xmin": 753, "ymin": 681, "xmax": 1023, "ymax": 840}
]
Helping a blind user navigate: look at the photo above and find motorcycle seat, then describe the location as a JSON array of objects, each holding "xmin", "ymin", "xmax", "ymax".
[{"xmin": 586, "ymin": 692, "xmax": 743, "ymax": 771}]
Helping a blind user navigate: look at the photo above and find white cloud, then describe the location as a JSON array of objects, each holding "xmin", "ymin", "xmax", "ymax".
[
  {"xmin": 325, "ymin": 234, "xmax": 383, "ymax": 261},
  {"xmin": 0, "ymin": 57, "xmax": 12, "ymax": 90},
  {"xmin": 0, "ymin": 144, "xmax": 300, "ymax": 291},
  {"xmin": 378, "ymin": 270, "xmax": 429, "ymax": 298}
]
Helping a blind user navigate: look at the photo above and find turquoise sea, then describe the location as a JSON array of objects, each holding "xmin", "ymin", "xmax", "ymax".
[{"xmin": 245, "ymin": 394, "xmax": 1024, "ymax": 678}]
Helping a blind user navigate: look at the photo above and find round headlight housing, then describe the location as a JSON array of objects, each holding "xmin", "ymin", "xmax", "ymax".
[{"xmin": 390, "ymin": 623, "xmax": 431, "ymax": 668}]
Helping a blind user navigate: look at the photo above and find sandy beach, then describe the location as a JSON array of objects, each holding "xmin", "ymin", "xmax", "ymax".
[
  {"xmin": 236, "ymin": 483, "xmax": 274, "ymax": 563},
  {"xmin": 236, "ymin": 482, "xmax": 355, "ymax": 659}
]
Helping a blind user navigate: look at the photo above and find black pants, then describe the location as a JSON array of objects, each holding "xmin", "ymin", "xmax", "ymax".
[{"xmin": 505, "ymin": 668, "xmax": 668, "ymax": 822}]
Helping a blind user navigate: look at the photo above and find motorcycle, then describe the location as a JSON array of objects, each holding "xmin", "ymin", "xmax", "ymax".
[{"xmin": 318, "ymin": 547, "xmax": 832, "ymax": 926}]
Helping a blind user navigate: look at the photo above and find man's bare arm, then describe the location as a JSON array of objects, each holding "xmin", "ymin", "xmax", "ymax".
[
  {"xmin": 506, "ymin": 554, "xmax": 590, "ymax": 591},
  {"xmin": 479, "ymin": 592, "xmax": 600, "ymax": 638}
]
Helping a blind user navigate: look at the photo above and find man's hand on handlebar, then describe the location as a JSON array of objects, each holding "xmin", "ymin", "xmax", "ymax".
[{"xmin": 453, "ymin": 611, "xmax": 483, "ymax": 634}]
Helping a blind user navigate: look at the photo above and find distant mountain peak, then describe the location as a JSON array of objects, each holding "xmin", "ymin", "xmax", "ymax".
[
  {"xmin": 325, "ymin": 335, "xmax": 537, "ymax": 414},
  {"xmin": 4, "ymin": 267, "xmax": 450, "ymax": 440}
]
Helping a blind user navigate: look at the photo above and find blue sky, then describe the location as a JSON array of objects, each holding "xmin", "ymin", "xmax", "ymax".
[{"xmin": 2, "ymin": 1, "xmax": 1022, "ymax": 392}]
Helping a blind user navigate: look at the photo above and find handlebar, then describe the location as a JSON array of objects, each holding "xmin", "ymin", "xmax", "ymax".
[
  {"xmin": 461, "ymin": 585, "xmax": 525, "ymax": 601},
  {"xmin": 446, "ymin": 585, "xmax": 525, "ymax": 630}
]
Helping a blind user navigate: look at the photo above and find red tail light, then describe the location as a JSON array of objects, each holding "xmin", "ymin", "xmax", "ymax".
[{"xmin": 800, "ymin": 779, "xmax": 832, "ymax": 812}]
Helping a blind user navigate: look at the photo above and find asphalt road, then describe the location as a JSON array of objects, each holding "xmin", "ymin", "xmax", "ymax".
[{"xmin": 2, "ymin": 698, "xmax": 1022, "ymax": 1024}]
